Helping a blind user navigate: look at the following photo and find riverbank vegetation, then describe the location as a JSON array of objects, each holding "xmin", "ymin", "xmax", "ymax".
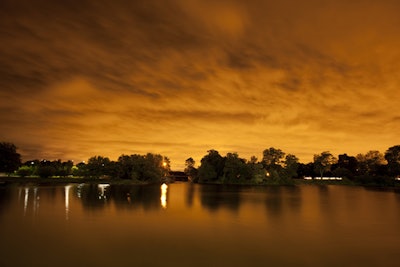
[
  {"xmin": 1, "ymin": 142, "xmax": 400, "ymax": 186},
  {"xmin": 185, "ymin": 146, "xmax": 400, "ymax": 187},
  {"xmin": 0, "ymin": 142, "xmax": 170, "ymax": 184}
]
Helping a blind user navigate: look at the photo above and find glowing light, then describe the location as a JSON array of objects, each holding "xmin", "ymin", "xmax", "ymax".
[
  {"xmin": 163, "ymin": 162, "xmax": 167, "ymax": 167},
  {"xmin": 160, "ymin": 183, "xmax": 168, "ymax": 209}
]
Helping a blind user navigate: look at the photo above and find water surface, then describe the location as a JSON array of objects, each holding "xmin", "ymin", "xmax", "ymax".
[{"xmin": 0, "ymin": 183, "xmax": 399, "ymax": 267}]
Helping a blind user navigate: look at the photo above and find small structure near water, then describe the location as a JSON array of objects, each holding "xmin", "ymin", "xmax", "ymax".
[
  {"xmin": 169, "ymin": 171, "xmax": 189, "ymax": 181},
  {"xmin": 163, "ymin": 171, "xmax": 189, "ymax": 183},
  {"xmin": 304, "ymin": 176, "xmax": 342, "ymax": 180}
]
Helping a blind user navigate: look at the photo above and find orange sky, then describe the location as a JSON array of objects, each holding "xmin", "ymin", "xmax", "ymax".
[{"xmin": 1, "ymin": 0, "xmax": 399, "ymax": 169}]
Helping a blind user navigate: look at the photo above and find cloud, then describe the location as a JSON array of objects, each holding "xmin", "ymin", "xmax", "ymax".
[{"xmin": 1, "ymin": 0, "xmax": 400, "ymax": 168}]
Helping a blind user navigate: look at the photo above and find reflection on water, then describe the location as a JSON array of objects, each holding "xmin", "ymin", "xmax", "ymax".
[
  {"xmin": 97, "ymin": 184, "xmax": 110, "ymax": 200},
  {"xmin": 4, "ymin": 183, "xmax": 400, "ymax": 222},
  {"xmin": 64, "ymin": 185, "xmax": 71, "ymax": 220},
  {"xmin": 14, "ymin": 183, "xmax": 170, "ymax": 215},
  {"xmin": 199, "ymin": 184, "xmax": 241, "ymax": 212},
  {"xmin": 160, "ymin": 183, "xmax": 168, "ymax": 209},
  {"xmin": 22, "ymin": 187, "xmax": 39, "ymax": 216},
  {"xmin": 264, "ymin": 186, "xmax": 302, "ymax": 217},
  {"xmin": 0, "ymin": 183, "xmax": 400, "ymax": 267}
]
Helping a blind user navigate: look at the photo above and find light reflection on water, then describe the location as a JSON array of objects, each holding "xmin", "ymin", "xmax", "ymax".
[
  {"xmin": 64, "ymin": 185, "xmax": 71, "ymax": 220},
  {"xmin": 160, "ymin": 183, "xmax": 168, "ymax": 209},
  {"xmin": 0, "ymin": 183, "xmax": 400, "ymax": 267}
]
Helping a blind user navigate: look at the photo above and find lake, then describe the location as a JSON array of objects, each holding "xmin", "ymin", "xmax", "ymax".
[{"xmin": 0, "ymin": 182, "xmax": 399, "ymax": 267}]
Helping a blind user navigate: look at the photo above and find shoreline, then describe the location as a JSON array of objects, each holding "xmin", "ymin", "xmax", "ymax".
[
  {"xmin": 0, "ymin": 176, "xmax": 159, "ymax": 186},
  {"xmin": 1, "ymin": 176, "xmax": 398, "ymax": 189}
]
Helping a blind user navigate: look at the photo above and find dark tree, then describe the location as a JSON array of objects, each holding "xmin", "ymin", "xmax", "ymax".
[
  {"xmin": 313, "ymin": 151, "xmax": 337, "ymax": 178},
  {"xmin": 385, "ymin": 145, "xmax": 400, "ymax": 177},
  {"xmin": 262, "ymin": 148, "xmax": 297, "ymax": 182},
  {"xmin": 356, "ymin": 150, "xmax": 386, "ymax": 176},
  {"xmin": 116, "ymin": 155, "xmax": 134, "ymax": 179},
  {"xmin": 337, "ymin": 154, "xmax": 358, "ymax": 174},
  {"xmin": 262, "ymin": 147, "xmax": 285, "ymax": 167},
  {"xmin": 297, "ymin": 162, "xmax": 314, "ymax": 178},
  {"xmin": 116, "ymin": 153, "xmax": 166, "ymax": 182},
  {"xmin": 184, "ymin": 157, "xmax": 198, "ymax": 182},
  {"xmin": 223, "ymin": 152, "xmax": 252, "ymax": 182},
  {"xmin": 56, "ymin": 160, "xmax": 73, "ymax": 177},
  {"xmin": 16, "ymin": 166, "xmax": 33, "ymax": 177},
  {"xmin": 73, "ymin": 162, "xmax": 88, "ymax": 177},
  {"xmin": 283, "ymin": 154, "xmax": 299, "ymax": 178},
  {"xmin": 0, "ymin": 142, "xmax": 21, "ymax": 174},
  {"xmin": 37, "ymin": 165, "xmax": 56, "ymax": 178},
  {"xmin": 86, "ymin": 156, "xmax": 112, "ymax": 178},
  {"xmin": 197, "ymin": 150, "xmax": 225, "ymax": 183}
]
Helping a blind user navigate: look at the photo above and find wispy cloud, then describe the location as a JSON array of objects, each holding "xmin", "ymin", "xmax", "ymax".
[{"xmin": 1, "ymin": 0, "xmax": 399, "ymax": 169}]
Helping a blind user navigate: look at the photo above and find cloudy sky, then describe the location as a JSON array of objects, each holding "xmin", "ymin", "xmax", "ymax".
[{"xmin": 1, "ymin": 0, "xmax": 399, "ymax": 169}]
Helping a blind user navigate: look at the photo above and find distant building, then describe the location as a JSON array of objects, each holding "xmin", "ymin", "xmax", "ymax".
[
  {"xmin": 168, "ymin": 171, "xmax": 189, "ymax": 182},
  {"xmin": 304, "ymin": 176, "xmax": 342, "ymax": 180}
]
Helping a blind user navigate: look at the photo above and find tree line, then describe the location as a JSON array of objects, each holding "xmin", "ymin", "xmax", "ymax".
[
  {"xmin": 0, "ymin": 142, "xmax": 170, "ymax": 183},
  {"xmin": 1, "ymin": 141, "xmax": 400, "ymax": 185},
  {"xmin": 184, "ymin": 145, "xmax": 400, "ymax": 186}
]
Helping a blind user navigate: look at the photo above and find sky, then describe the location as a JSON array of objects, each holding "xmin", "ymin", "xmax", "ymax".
[{"xmin": 1, "ymin": 0, "xmax": 400, "ymax": 170}]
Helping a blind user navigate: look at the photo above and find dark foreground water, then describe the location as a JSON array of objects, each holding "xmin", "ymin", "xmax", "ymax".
[{"xmin": 0, "ymin": 183, "xmax": 399, "ymax": 267}]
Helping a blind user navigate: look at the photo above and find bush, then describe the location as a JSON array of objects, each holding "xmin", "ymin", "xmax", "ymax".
[
  {"xmin": 37, "ymin": 166, "xmax": 56, "ymax": 178},
  {"xmin": 17, "ymin": 166, "xmax": 33, "ymax": 177}
]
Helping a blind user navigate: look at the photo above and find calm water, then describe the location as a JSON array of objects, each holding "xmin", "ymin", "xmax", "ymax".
[{"xmin": 0, "ymin": 183, "xmax": 399, "ymax": 267}]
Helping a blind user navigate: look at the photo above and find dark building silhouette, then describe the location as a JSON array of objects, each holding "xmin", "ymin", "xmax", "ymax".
[{"xmin": 168, "ymin": 171, "xmax": 189, "ymax": 182}]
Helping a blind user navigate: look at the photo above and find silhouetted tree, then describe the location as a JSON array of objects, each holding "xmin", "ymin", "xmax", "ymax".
[
  {"xmin": 16, "ymin": 166, "xmax": 33, "ymax": 177},
  {"xmin": 336, "ymin": 154, "xmax": 358, "ymax": 178},
  {"xmin": 198, "ymin": 150, "xmax": 225, "ymax": 183},
  {"xmin": 262, "ymin": 147, "xmax": 285, "ymax": 167},
  {"xmin": 73, "ymin": 162, "xmax": 88, "ymax": 177},
  {"xmin": 297, "ymin": 162, "xmax": 314, "ymax": 177},
  {"xmin": 249, "ymin": 156, "xmax": 258, "ymax": 164},
  {"xmin": 87, "ymin": 156, "xmax": 112, "ymax": 178},
  {"xmin": 140, "ymin": 153, "xmax": 168, "ymax": 181},
  {"xmin": 58, "ymin": 160, "xmax": 73, "ymax": 177},
  {"xmin": 117, "ymin": 155, "xmax": 134, "ymax": 179},
  {"xmin": 262, "ymin": 148, "xmax": 297, "ymax": 183},
  {"xmin": 116, "ymin": 153, "xmax": 166, "ymax": 182},
  {"xmin": 184, "ymin": 157, "xmax": 198, "ymax": 182},
  {"xmin": 283, "ymin": 154, "xmax": 299, "ymax": 178},
  {"xmin": 223, "ymin": 152, "xmax": 252, "ymax": 182},
  {"xmin": 0, "ymin": 142, "xmax": 21, "ymax": 174},
  {"xmin": 313, "ymin": 151, "xmax": 337, "ymax": 178},
  {"xmin": 356, "ymin": 150, "xmax": 386, "ymax": 176},
  {"xmin": 262, "ymin": 147, "xmax": 285, "ymax": 180},
  {"xmin": 385, "ymin": 145, "xmax": 400, "ymax": 177},
  {"xmin": 37, "ymin": 165, "xmax": 56, "ymax": 178}
]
